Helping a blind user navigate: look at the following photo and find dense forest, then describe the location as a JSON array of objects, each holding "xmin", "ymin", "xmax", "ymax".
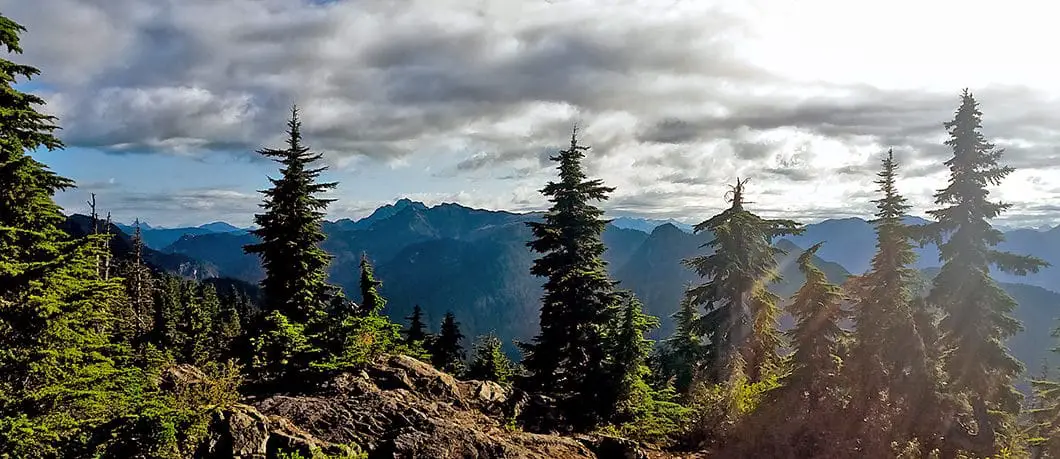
[{"xmin": 4, "ymin": 12, "xmax": 1060, "ymax": 459}]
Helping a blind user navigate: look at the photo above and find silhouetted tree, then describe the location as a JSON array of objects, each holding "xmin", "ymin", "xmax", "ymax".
[
  {"xmin": 431, "ymin": 311, "xmax": 465, "ymax": 374},
  {"xmin": 922, "ymin": 90, "xmax": 1048, "ymax": 455},
  {"xmin": 684, "ymin": 179, "xmax": 801, "ymax": 383},
  {"xmin": 243, "ymin": 107, "xmax": 337, "ymax": 383},
  {"xmin": 518, "ymin": 127, "xmax": 622, "ymax": 431}
]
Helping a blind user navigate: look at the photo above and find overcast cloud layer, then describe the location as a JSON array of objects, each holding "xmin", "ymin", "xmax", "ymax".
[{"xmin": 5, "ymin": 0, "xmax": 1060, "ymax": 228}]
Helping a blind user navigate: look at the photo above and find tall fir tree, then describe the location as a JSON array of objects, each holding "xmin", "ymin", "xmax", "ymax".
[
  {"xmin": 467, "ymin": 333, "xmax": 514, "ymax": 384},
  {"xmin": 845, "ymin": 150, "xmax": 941, "ymax": 453},
  {"xmin": 0, "ymin": 14, "xmax": 137, "ymax": 456},
  {"xmin": 244, "ymin": 106, "xmax": 336, "ymax": 322},
  {"xmin": 684, "ymin": 179, "xmax": 801, "ymax": 383},
  {"xmin": 403, "ymin": 304, "xmax": 429, "ymax": 346},
  {"xmin": 784, "ymin": 243, "xmax": 847, "ymax": 412},
  {"xmin": 519, "ymin": 128, "xmax": 621, "ymax": 430},
  {"xmin": 431, "ymin": 311, "xmax": 466, "ymax": 374},
  {"xmin": 243, "ymin": 107, "xmax": 337, "ymax": 382},
  {"xmin": 359, "ymin": 253, "xmax": 386, "ymax": 316},
  {"xmin": 923, "ymin": 90, "xmax": 1047, "ymax": 455}
]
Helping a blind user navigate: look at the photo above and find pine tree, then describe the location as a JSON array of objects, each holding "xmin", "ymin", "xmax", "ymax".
[
  {"xmin": 359, "ymin": 253, "xmax": 386, "ymax": 316},
  {"xmin": 431, "ymin": 311, "xmax": 465, "ymax": 374},
  {"xmin": 467, "ymin": 333, "xmax": 514, "ymax": 384},
  {"xmin": 785, "ymin": 243, "xmax": 847, "ymax": 411},
  {"xmin": 684, "ymin": 179, "xmax": 801, "ymax": 383},
  {"xmin": 243, "ymin": 107, "xmax": 337, "ymax": 382},
  {"xmin": 519, "ymin": 128, "xmax": 620, "ymax": 430},
  {"xmin": 659, "ymin": 293, "xmax": 706, "ymax": 395},
  {"xmin": 845, "ymin": 150, "xmax": 941, "ymax": 452},
  {"xmin": 922, "ymin": 90, "xmax": 1047, "ymax": 454},
  {"xmin": 403, "ymin": 304, "xmax": 430, "ymax": 346},
  {"xmin": 0, "ymin": 14, "xmax": 137, "ymax": 455}
]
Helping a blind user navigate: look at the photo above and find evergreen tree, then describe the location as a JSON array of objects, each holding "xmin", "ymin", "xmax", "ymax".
[
  {"xmin": 359, "ymin": 253, "xmax": 386, "ymax": 316},
  {"xmin": 609, "ymin": 293, "xmax": 660, "ymax": 423},
  {"xmin": 152, "ymin": 275, "xmax": 185, "ymax": 351},
  {"xmin": 845, "ymin": 150, "xmax": 941, "ymax": 453},
  {"xmin": 243, "ymin": 107, "xmax": 336, "ymax": 382},
  {"xmin": 403, "ymin": 304, "xmax": 430, "ymax": 346},
  {"xmin": 431, "ymin": 311, "xmax": 465, "ymax": 374},
  {"xmin": 658, "ymin": 292, "xmax": 705, "ymax": 395},
  {"xmin": 467, "ymin": 333, "xmax": 514, "ymax": 384},
  {"xmin": 784, "ymin": 243, "xmax": 847, "ymax": 410},
  {"xmin": 519, "ymin": 128, "xmax": 620, "ymax": 430},
  {"xmin": 684, "ymin": 179, "xmax": 801, "ymax": 383},
  {"xmin": 114, "ymin": 221, "xmax": 156, "ymax": 348},
  {"xmin": 215, "ymin": 291, "xmax": 244, "ymax": 360},
  {"xmin": 922, "ymin": 90, "xmax": 1047, "ymax": 454},
  {"xmin": 1030, "ymin": 326, "xmax": 1060, "ymax": 458},
  {"xmin": 185, "ymin": 283, "xmax": 220, "ymax": 366},
  {"xmin": 0, "ymin": 14, "xmax": 137, "ymax": 455}
]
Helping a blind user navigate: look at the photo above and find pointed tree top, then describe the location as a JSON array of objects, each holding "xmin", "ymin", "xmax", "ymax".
[
  {"xmin": 797, "ymin": 241, "xmax": 825, "ymax": 269},
  {"xmin": 567, "ymin": 124, "xmax": 589, "ymax": 153}
]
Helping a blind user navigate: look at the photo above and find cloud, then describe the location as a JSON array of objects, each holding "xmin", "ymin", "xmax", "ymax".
[
  {"xmin": 57, "ymin": 187, "xmax": 262, "ymax": 227},
  {"xmin": 6, "ymin": 0, "xmax": 1060, "ymax": 225}
]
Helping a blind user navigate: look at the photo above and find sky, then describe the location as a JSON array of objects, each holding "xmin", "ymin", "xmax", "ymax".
[{"xmin": 4, "ymin": 0, "xmax": 1060, "ymax": 228}]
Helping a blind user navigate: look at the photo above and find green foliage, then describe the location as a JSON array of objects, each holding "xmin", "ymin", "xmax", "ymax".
[
  {"xmin": 112, "ymin": 222, "xmax": 157, "ymax": 348},
  {"xmin": 784, "ymin": 242, "xmax": 848, "ymax": 408},
  {"xmin": 519, "ymin": 128, "xmax": 622, "ymax": 431},
  {"xmin": 845, "ymin": 150, "xmax": 944, "ymax": 453},
  {"xmin": 250, "ymin": 310, "xmax": 316, "ymax": 384},
  {"xmin": 96, "ymin": 356, "xmax": 243, "ymax": 459},
  {"xmin": 431, "ymin": 311, "xmax": 466, "ymax": 374},
  {"xmin": 598, "ymin": 385, "xmax": 692, "ymax": 447},
  {"xmin": 276, "ymin": 446, "xmax": 367, "ymax": 459},
  {"xmin": 684, "ymin": 178, "xmax": 802, "ymax": 383},
  {"xmin": 682, "ymin": 363, "xmax": 782, "ymax": 449},
  {"xmin": 313, "ymin": 295, "xmax": 402, "ymax": 371},
  {"xmin": 467, "ymin": 333, "xmax": 514, "ymax": 384},
  {"xmin": 655, "ymin": 293, "xmax": 706, "ymax": 395},
  {"xmin": 608, "ymin": 293, "xmax": 660, "ymax": 421},
  {"xmin": 921, "ymin": 90, "xmax": 1048, "ymax": 455}
]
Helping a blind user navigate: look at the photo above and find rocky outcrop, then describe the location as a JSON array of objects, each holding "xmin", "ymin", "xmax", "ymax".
[
  {"xmin": 168, "ymin": 355, "xmax": 691, "ymax": 458},
  {"xmin": 252, "ymin": 355, "xmax": 597, "ymax": 458},
  {"xmin": 200, "ymin": 403, "xmax": 358, "ymax": 458}
]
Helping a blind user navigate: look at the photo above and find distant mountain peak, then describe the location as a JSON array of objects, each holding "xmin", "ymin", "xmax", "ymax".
[
  {"xmin": 611, "ymin": 216, "xmax": 694, "ymax": 234},
  {"xmin": 198, "ymin": 221, "xmax": 242, "ymax": 232}
]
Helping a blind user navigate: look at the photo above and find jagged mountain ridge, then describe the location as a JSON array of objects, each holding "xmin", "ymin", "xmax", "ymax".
[
  {"xmin": 155, "ymin": 200, "xmax": 848, "ymax": 353},
  {"xmin": 148, "ymin": 200, "xmax": 1060, "ymax": 368}
]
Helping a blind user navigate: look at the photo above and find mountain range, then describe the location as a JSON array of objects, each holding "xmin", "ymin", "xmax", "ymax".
[
  {"xmin": 116, "ymin": 221, "xmax": 250, "ymax": 250},
  {"xmin": 110, "ymin": 199, "xmax": 1060, "ymax": 369}
]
